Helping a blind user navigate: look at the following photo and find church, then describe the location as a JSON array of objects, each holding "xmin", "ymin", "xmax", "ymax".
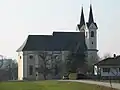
[{"xmin": 17, "ymin": 4, "xmax": 98, "ymax": 80}]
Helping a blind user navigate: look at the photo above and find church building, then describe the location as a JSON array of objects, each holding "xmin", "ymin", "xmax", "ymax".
[{"xmin": 16, "ymin": 4, "xmax": 98, "ymax": 80}]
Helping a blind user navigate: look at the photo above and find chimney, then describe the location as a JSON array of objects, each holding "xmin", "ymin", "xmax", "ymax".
[{"xmin": 113, "ymin": 54, "xmax": 116, "ymax": 58}]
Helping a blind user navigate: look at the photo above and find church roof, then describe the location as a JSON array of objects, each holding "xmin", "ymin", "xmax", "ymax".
[
  {"xmin": 16, "ymin": 32, "xmax": 87, "ymax": 52},
  {"xmin": 86, "ymin": 4, "xmax": 98, "ymax": 29},
  {"xmin": 88, "ymin": 4, "xmax": 94, "ymax": 24},
  {"xmin": 77, "ymin": 7, "xmax": 85, "ymax": 30}
]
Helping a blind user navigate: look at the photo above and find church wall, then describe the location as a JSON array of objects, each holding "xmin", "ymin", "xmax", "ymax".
[
  {"xmin": 87, "ymin": 51, "xmax": 98, "ymax": 65},
  {"xmin": 19, "ymin": 51, "xmax": 69, "ymax": 80},
  {"xmin": 88, "ymin": 28, "xmax": 97, "ymax": 49},
  {"xmin": 23, "ymin": 51, "xmax": 39, "ymax": 80},
  {"xmin": 18, "ymin": 52, "xmax": 23, "ymax": 80}
]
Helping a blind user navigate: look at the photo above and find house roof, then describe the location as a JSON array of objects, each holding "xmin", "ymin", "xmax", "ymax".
[
  {"xmin": 16, "ymin": 32, "xmax": 87, "ymax": 52},
  {"xmin": 94, "ymin": 56, "xmax": 120, "ymax": 66}
]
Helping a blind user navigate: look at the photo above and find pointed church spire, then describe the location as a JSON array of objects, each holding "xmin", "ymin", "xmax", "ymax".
[
  {"xmin": 86, "ymin": 4, "xmax": 98, "ymax": 29},
  {"xmin": 88, "ymin": 4, "xmax": 94, "ymax": 23},
  {"xmin": 80, "ymin": 6, "xmax": 85, "ymax": 26},
  {"xmin": 77, "ymin": 6, "xmax": 85, "ymax": 31}
]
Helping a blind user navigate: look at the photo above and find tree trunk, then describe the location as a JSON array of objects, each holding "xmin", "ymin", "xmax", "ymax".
[{"xmin": 43, "ymin": 74, "xmax": 47, "ymax": 80}]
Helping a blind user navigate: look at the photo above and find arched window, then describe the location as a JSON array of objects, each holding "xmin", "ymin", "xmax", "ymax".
[
  {"xmin": 20, "ymin": 56, "xmax": 22, "ymax": 59},
  {"xmin": 29, "ymin": 55, "xmax": 33, "ymax": 59},
  {"xmin": 91, "ymin": 31, "xmax": 94, "ymax": 37},
  {"xmin": 92, "ymin": 42, "xmax": 93, "ymax": 44}
]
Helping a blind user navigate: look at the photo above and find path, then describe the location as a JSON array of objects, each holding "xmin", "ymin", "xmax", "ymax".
[{"xmin": 59, "ymin": 80, "xmax": 120, "ymax": 89}]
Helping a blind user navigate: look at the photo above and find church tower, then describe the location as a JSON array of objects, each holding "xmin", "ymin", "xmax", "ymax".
[
  {"xmin": 86, "ymin": 4, "xmax": 98, "ymax": 64},
  {"xmin": 76, "ymin": 6, "xmax": 86, "ymax": 32}
]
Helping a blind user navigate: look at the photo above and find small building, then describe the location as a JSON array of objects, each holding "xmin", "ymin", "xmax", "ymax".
[{"xmin": 94, "ymin": 55, "xmax": 120, "ymax": 79}]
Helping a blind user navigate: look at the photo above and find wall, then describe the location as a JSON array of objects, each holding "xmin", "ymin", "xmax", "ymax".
[
  {"xmin": 94, "ymin": 65, "xmax": 98, "ymax": 75},
  {"xmin": 18, "ymin": 52, "xmax": 23, "ymax": 80},
  {"xmin": 100, "ymin": 66, "xmax": 120, "ymax": 76},
  {"xmin": 18, "ymin": 50, "xmax": 69, "ymax": 80},
  {"xmin": 23, "ymin": 51, "xmax": 38, "ymax": 80},
  {"xmin": 86, "ymin": 23, "xmax": 97, "ymax": 50},
  {"xmin": 85, "ymin": 23, "xmax": 98, "ymax": 65},
  {"xmin": 87, "ymin": 51, "xmax": 98, "ymax": 65}
]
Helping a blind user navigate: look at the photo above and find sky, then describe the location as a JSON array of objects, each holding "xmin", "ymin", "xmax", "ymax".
[{"xmin": 0, "ymin": 0, "xmax": 120, "ymax": 59}]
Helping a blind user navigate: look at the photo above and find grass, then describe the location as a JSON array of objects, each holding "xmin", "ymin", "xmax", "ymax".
[{"xmin": 0, "ymin": 80, "xmax": 117, "ymax": 90}]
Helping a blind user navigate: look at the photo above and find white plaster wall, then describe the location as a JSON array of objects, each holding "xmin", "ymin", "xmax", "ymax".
[
  {"xmin": 18, "ymin": 52, "xmax": 23, "ymax": 80},
  {"xmin": 87, "ymin": 51, "xmax": 98, "ymax": 64},
  {"xmin": 85, "ymin": 23, "xmax": 98, "ymax": 66},
  {"xmin": 18, "ymin": 50, "xmax": 69, "ymax": 80},
  {"xmin": 89, "ymin": 32, "xmax": 97, "ymax": 49},
  {"xmin": 87, "ymin": 23, "xmax": 97, "ymax": 50},
  {"xmin": 23, "ymin": 51, "xmax": 37, "ymax": 80},
  {"xmin": 94, "ymin": 65, "xmax": 98, "ymax": 75},
  {"xmin": 100, "ymin": 67, "xmax": 120, "ymax": 76}
]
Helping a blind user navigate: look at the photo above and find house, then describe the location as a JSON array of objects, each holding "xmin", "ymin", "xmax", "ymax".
[
  {"xmin": 16, "ymin": 4, "xmax": 98, "ymax": 80},
  {"xmin": 94, "ymin": 55, "xmax": 120, "ymax": 79}
]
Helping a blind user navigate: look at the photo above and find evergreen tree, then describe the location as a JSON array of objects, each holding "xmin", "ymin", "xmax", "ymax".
[{"xmin": 66, "ymin": 51, "xmax": 87, "ymax": 73}]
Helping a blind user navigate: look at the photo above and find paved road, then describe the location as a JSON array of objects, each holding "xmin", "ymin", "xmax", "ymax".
[{"xmin": 59, "ymin": 80, "xmax": 120, "ymax": 90}]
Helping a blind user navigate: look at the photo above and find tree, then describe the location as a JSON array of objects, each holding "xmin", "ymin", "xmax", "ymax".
[
  {"xmin": 87, "ymin": 54, "xmax": 100, "ymax": 74},
  {"xmin": 51, "ymin": 55, "xmax": 62, "ymax": 76},
  {"xmin": 66, "ymin": 51, "xmax": 87, "ymax": 73},
  {"xmin": 37, "ymin": 51, "xmax": 62, "ymax": 80},
  {"xmin": 11, "ymin": 60, "xmax": 18, "ymax": 80},
  {"xmin": 0, "ymin": 55, "xmax": 4, "ymax": 68},
  {"xmin": 102, "ymin": 53, "xmax": 111, "ymax": 59},
  {"xmin": 37, "ymin": 52, "xmax": 51, "ymax": 80}
]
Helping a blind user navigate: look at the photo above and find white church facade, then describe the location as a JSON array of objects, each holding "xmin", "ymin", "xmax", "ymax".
[{"xmin": 17, "ymin": 4, "xmax": 98, "ymax": 80}]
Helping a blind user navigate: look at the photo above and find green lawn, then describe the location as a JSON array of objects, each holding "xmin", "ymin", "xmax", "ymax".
[{"xmin": 0, "ymin": 80, "xmax": 117, "ymax": 90}]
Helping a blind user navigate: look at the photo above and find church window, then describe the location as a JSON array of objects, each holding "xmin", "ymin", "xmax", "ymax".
[
  {"xmin": 29, "ymin": 55, "xmax": 33, "ymax": 59},
  {"xmin": 20, "ymin": 56, "xmax": 21, "ymax": 59},
  {"xmin": 119, "ymin": 68, "xmax": 120, "ymax": 72},
  {"xmin": 91, "ymin": 31, "xmax": 94, "ymax": 37},
  {"xmin": 29, "ymin": 65, "xmax": 33, "ymax": 75},
  {"xmin": 92, "ymin": 42, "xmax": 93, "ymax": 44}
]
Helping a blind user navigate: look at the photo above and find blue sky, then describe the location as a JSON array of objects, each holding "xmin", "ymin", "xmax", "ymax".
[{"xmin": 0, "ymin": 0, "xmax": 120, "ymax": 59}]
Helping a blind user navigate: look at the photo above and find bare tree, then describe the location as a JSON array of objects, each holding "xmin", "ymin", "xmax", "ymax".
[
  {"xmin": 105, "ymin": 67, "xmax": 119, "ymax": 89},
  {"xmin": 37, "ymin": 52, "xmax": 51, "ymax": 80},
  {"xmin": 37, "ymin": 51, "xmax": 62, "ymax": 80},
  {"xmin": 102, "ymin": 53, "xmax": 111, "ymax": 59},
  {"xmin": 87, "ymin": 54, "xmax": 100, "ymax": 74},
  {"xmin": 0, "ymin": 55, "xmax": 4, "ymax": 68}
]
